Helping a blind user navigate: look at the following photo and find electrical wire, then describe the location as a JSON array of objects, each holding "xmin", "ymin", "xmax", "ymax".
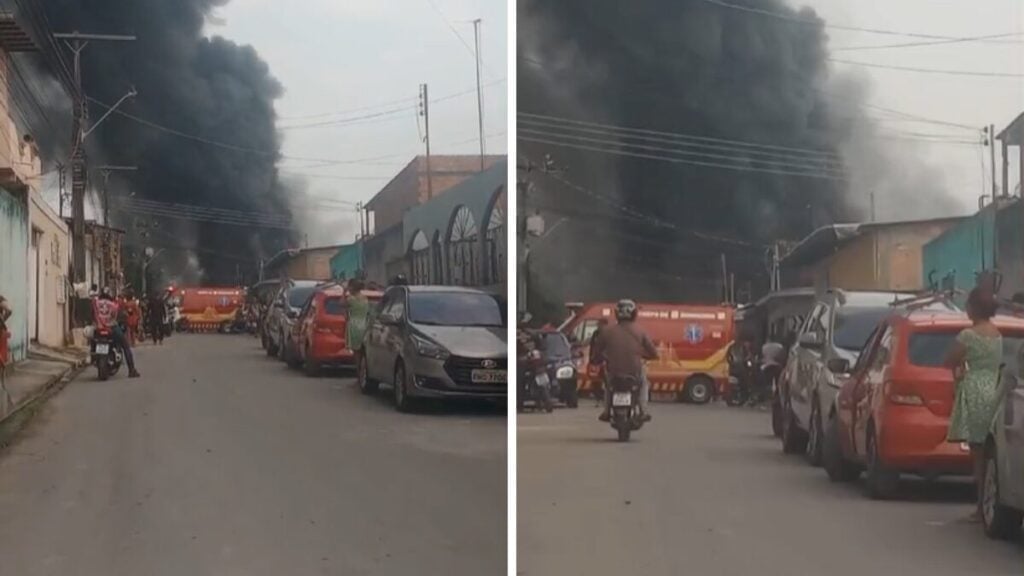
[
  {"xmin": 830, "ymin": 58, "xmax": 1024, "ymax": 78},
  {"xmin": 833, "ymin": 32, "xmax": 1024, "ymax": 52},
  {"xmin": 696, "ymin": 0, "xmax": 1024, "ymax": 42}
]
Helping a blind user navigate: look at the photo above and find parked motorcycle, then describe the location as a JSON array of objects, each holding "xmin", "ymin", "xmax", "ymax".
[
  {"xmin": 726, "ymin": 358, "xmax": 756, "ymax": 407},
  {"xmin": 609, "ymin": 374, "xmax": 644, "ymax": 442},
  {"xmin": 519, "ymin": 347, "xmax": 554, "ymax": 413},
  {"xmin": 89, "ymin": 326, "xmax": 123, "ymax": 381}
]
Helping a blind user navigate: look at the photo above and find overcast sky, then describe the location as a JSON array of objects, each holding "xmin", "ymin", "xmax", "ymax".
[
  {"xmin": 801, "ymin": 0, "xmax": 1023, "ymax": 213},
  {"xmin": 214, "ymin": 0, "xmax": 508, "ymax": 246}
]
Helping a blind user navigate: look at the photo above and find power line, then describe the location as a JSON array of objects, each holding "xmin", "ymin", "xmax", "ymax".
[
  {"xmin": 277, "ymin": 105, "xmax": 414, "ymax": 131},
  {"xmin": 833, "ymin": 32, "xmax": 1024, "ymax": 51},
  {"xmin": 519, "ymin": 115, "xmax": 845, "ymax": 167},
  {"xmin": 830, "ymin": 58, "xmax": 1024, "ymax": 78},
  {"xmin": 519, "ymin": 134, "xmax": 844, "ymax": 180},
  {"xmin": 696, "ymin": 0, "xmax": 1024, "ymax": 42},
  {"xmin": 519, "ymin": 126, "xmax": 846, "ymax": 176},
  {"xmin": 519, "ymin": 111, "xmax": 843, "ymax": 160}
]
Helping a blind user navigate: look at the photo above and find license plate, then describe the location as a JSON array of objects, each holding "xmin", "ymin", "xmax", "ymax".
[
  {"xmin": 612, "ymin": 392, "xmax": 632, "ymax": 407},
  {"xmin": 535, "ymin": 373, "xmax": 550, "ymax": 386},
  {"xmin": 471, "ymin": 369, "xmax": 507, "ymax": 384},
  {"xmin": 95, "ymin": 343, "xmax": 109, "ymax": 354}
]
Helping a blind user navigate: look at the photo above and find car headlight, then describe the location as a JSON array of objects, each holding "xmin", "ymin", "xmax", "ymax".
[
  {"xmin": 411, "ymin": 334, "xmax": 450, "ymax": 360},
  {"xmin": 556, "ymin": 366, "xmax": 575, "ymax": 379}
]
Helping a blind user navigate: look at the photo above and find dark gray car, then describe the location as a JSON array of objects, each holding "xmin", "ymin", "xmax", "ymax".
[
  {"xmin": 982, "ymin": 340, "xmax": 1024, "ymax": 539},
  {"xmin": 357, "ymin": 285, "xmax": 507, "ymax": 412},
  {"xmin": 265, "ymin": 280, "xmax": 318, "ymax": 362}
]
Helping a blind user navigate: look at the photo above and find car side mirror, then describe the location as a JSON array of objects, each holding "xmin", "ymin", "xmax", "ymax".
[
  {"xmin": 827, "ymin": 358, "xmax": 851, "ymax": 374},
  {"xmin": 799, "ymin": 332, "xmax": 823, "ymax": 349}
]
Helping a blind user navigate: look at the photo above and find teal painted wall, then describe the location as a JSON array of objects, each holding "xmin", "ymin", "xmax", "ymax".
[
  {"xmin": 329, "ymin": 243, "xmax": 362, "ymax": 280},
  {"xmin": 922, "ymin": 207, "xmax": 994, "ymax": 294},
  {"xmin": 0, "ymin": 187, "xmax": 28, "ymax": 362}
]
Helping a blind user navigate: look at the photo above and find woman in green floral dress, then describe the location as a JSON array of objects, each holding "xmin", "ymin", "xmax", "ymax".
[
  {"xmin": 346, "ymin": 279, "xmax": 371, "ymax": 363},
  {"xmin": 945, "ymin": 288, "xmax": 1002, "ymax": 521}
]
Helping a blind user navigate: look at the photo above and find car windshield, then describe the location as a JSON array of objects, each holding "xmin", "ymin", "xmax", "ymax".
[
  {"xmin": 541, "ymin": 333, "xmax": 572, "ymax": 358},
  {"xmin": 833, "ymin": 308, "xmax": 891, "ymax": 351},
  {"xmin": 908, "ymin": 331, "xmax": 1024, "ymax": 368},
  {"xmin": 287, "ymin": 286, "xmax": 316, "ymax": 309},
  {"xmin": 408, "ymin": 292, "xmax": 505, "ymax": 327},
  {"xmin": 323, "ymin": 297, "xmax": 345, "ymax": 316}
]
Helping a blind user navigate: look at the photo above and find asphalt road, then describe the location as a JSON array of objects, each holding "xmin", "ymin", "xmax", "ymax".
[
  {"xmin": 519, "ymin": 399, "xmax": 1024, "ymax": 576},
  {"xmin": 0, "ymin": 334, "xmax": 506, "ymax": 576}
]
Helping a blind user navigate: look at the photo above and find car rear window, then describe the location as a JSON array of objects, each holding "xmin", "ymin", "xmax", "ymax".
[
  {"xmin": 908, "ymin": 331, "xmax": 1024, "ymax": 368},
  {"xmin": 287, "ymin": 286, "xmax": 315, "ymax": 308},
  {"xmin": 324, "ymin": 297, "xmax": 346, "ymax": 316},
  {"xmin": 833, "ymin": 308, "xmax": 892, "ymax": 351}
]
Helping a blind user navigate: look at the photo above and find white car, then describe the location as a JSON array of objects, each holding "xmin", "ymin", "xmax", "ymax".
[{"xmin": 982, "ymin": 343, "xmax": 1024, "ymax": 540}]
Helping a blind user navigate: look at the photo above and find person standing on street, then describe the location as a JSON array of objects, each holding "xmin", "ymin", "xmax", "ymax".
[
  {"xmin": 148, "ymin": 293, "xmax": 167, "ymax": 345},
  {"xmin": 346, "ymin": 279, "xmax": 371, "ymax": 366},
  {"xmin": 945, "ymin": 287, "xmax": 1001, "ymax": 522},
  {"xmin": 588, "ymin": 318, "xmax": 609, "ymax": 405}
]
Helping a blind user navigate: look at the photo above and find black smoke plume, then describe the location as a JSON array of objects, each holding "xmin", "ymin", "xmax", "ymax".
[
  {"xmin": 32, "ymin": 0, "xmax": 294, "ymax": 287},
  {"xmin": 519, "ymin": 0, "xmax": 951, "ymax": 319}
]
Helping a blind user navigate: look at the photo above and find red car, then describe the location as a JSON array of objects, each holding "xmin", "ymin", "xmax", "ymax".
[
  {"xmin": 289, "ymin": 284, "xmax": 383, "ymax": 376},
  {"xmin": 823, "ymin": 307, "xmax": 1024, "ymax": 499}
]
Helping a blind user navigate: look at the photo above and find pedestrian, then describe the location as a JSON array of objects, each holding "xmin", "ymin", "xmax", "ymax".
[
  {"xmin": 148, "ymin": 293, "xmax": 167, "ymax": 345},
  {"xmin": 589, "ymin": 318, "xmax": 609, "ymax": 404},
  {"xmin": 0, "ymin": 294, "xmax": 12, "ymax": 400},
  {"xmin": 346, "ymin": 279, "xmax": 371, "ymax": 369},
  {"xmin": 945, "ymin": 287, "xmax": 1002, "ymax": 523}
]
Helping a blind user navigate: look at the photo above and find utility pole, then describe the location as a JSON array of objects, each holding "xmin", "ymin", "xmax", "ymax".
[
  {"xmin": 56, "ymin": 162, "xmax": 66, "ymax": 218},
  {"xmin": 869, "ymin": 191, "xmax": 876, "ymax": 223},
  {"xmin": 54, "ymin": 31, "xmax": 137, "ymax": 286},
  {"xmin": 97, "ymin": 165, "xmax": 137, "ymax": 226},
  {"xmin": 989, "ymin": 124, "xmax": 997, "ymax": 200},
  {"xmin": 419, "ymin": 83, "xmax": 433, "ymax": 200},
  {"xmin": 472, "ymin": 18, "xmax": 485, "ymax": 171}
]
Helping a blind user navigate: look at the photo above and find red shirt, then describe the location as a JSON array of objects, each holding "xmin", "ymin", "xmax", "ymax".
[{"xmin": 93, "ymin": 298, "xmax": 120, "ymax": 330}]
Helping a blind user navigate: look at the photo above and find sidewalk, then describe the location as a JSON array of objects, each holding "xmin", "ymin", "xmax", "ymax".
[{"xmin": 0, "ymin": 344, "xmax": 89, "ymax": 446}]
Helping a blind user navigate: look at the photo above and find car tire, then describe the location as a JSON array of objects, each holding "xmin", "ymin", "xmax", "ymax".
[
  {"xmin": 285, "ymin": 337, "xmax": 302, "ymax": 369},
  {"xmin": 864, "ymin": 427, "xmax": 899, "ymax": 500},
  {"xmin": 981, "ymin": 443, "xmax": 1024, "ymax": 540},
  {"xmin": 265, "ymin": 334, "xmax": 278, "ymax": 357},
  {"xmin": 393, "ymin": 361, "xmax": 416, "ymax": 413},
  {"xmin": 684, "ymin": 375, "xmax": 714, "ymax": 405},
  {"xmin": 782, "ymin": 396, "xmax": 809, "ymax": 455},
  {"xmin": 564, "ymin": 381, "xmax": 579, "ymax": 409},
  {"xmin": 806, "ymin": 398, "xmax": 825, "ymax": 466},
  {"xmin": 771, "ymin": 395, "xmax": 784, "ymax": 438},
  {"xmin": 823, "ymin": 413, "xmax": 861, "ymax": 482},
  {"xmin": 303, "ymin": 345, "xmax": 320, "ymax": 377},
  {"xmin": 357, "ymin": 351, "xmax": 379, "ymax": 394}
]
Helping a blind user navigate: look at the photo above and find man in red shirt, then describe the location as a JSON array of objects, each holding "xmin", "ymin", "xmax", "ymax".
[{"xmin": 92, "ymin": 288, "xmax": 140, "ymax": 378}]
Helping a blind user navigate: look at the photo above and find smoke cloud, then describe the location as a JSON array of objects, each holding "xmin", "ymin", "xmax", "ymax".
[
  {"xmin": 519, "ymin": 0, "xmax": 955, "ymax": 315},
  {"xmin": 32, "ymin": 0, "xmax": 295, "ymax": 287}
]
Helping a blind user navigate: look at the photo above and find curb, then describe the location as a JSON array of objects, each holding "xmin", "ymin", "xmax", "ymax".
[{"xmin": 0, "ymin": 361, "xmax": 86, "ymax": 450}]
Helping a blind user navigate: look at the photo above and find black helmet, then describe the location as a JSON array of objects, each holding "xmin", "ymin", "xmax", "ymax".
[
  {"xmin": 391, "ymin": 273, "xmax": 408, "ymax": 286},
  {"xmin": 615, "ymin": 299, "xmax": 638, "ymax": 322}
]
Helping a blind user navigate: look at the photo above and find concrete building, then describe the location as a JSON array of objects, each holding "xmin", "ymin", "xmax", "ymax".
[
  {"xmin": 360, "ymin": 155, "xmax": 503, "ymax": 285},
  {"xmin": 263, "ymin": 244, "xmax": 347, "ymax": 282},
  {"xmin": 28, "ymin": 186, "xmax": 70, "ymax": 348},
  {"xmin": 782, "ymin": 217, "xmax": 963, "ymax": 293}
]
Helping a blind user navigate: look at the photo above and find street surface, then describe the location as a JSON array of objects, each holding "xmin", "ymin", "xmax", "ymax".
[
  {"xmin": 519, "ymin": 401, "xmax": 1024, "ymax": 576},
  {"xmin": 0, "ymin": 334, "xmax": 505, "ymax": 576}
]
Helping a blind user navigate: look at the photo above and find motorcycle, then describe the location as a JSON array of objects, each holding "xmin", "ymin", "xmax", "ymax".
[
  {"xmin": 609, "ymin": 374, "xmax": 644, "ymax": 442},
  {"xmin": 89, "ymin": 326, "xmax": 123, "ymax": 381},
  {"xmin": 519, "ymin": 347, "xmax": 554, "ymax": 413}
]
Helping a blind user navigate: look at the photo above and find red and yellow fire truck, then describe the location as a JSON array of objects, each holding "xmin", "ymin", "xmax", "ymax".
[{"xmin": 174, "ymin": 286, "xmax": 244, "ymax": 332}]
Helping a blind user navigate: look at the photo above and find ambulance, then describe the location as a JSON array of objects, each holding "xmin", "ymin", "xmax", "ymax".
[
  {"xmin": 175, "ymin": 286, "xmax": 245, "ymax": 332},
  {"xmin": 560, "ymin": 302, "xmax": 735, "ymax": 404}
]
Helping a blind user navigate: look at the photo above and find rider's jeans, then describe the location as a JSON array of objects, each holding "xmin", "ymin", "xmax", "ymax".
[
  {"xmin": 111, "ymin": 326, "xmax": 136, "ymax": 372},
  {"xmin": 604, "ymin": 366, "xmax": 651, "ymax": 414}
]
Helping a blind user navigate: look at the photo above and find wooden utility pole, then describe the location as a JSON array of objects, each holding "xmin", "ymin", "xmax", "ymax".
[
  {"xmin": 472, "ymin": 18, "xmax": 485, "ymax": 171},
  {"xmin": 54, "ymin": 31, "xmax": 136, "ymax": 285},
  {"xmin": 419, "ymin": 83, "xmax": 433, "ymax": 199},
  {"xmin": 56, "ymin": 162, "xmax": 66, "ymax": 218}
]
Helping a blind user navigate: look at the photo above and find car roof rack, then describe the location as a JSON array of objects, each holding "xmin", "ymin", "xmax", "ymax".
[{"xmin": 890, "ymin": 289, "xmax": 963, "ymax": 312}]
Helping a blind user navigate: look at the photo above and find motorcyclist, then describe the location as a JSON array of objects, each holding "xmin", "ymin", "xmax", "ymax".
[
  {"xmin": 727, "ymin": 335, "xmax": 756, "ymax": 400},
  {"xmin": 93, "ymin": 287, "xmax": 140, "ymax": 378},
  {"xmin": 592, "ymin": 300, "xmax": 658, "ymax": 422},
  {"xmin": 588, "ymin": 318, "xmax": 610, "ymax": 404}
]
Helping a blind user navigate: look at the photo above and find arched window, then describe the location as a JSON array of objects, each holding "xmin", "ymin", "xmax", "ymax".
[
  {"xmin": 447, "ymin": 206, "xmax": 479, "ymax": 286},
  {"xmin": 409, "ymin": 230, "xmax": 430, "ymax": 285},
  {"xmin": 484, "ymin": 187, "xmax": 506, "ymax": 286},
  {"xmin": 432, "ymin": 231, "xmax": 443, "ymax": 285}
]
